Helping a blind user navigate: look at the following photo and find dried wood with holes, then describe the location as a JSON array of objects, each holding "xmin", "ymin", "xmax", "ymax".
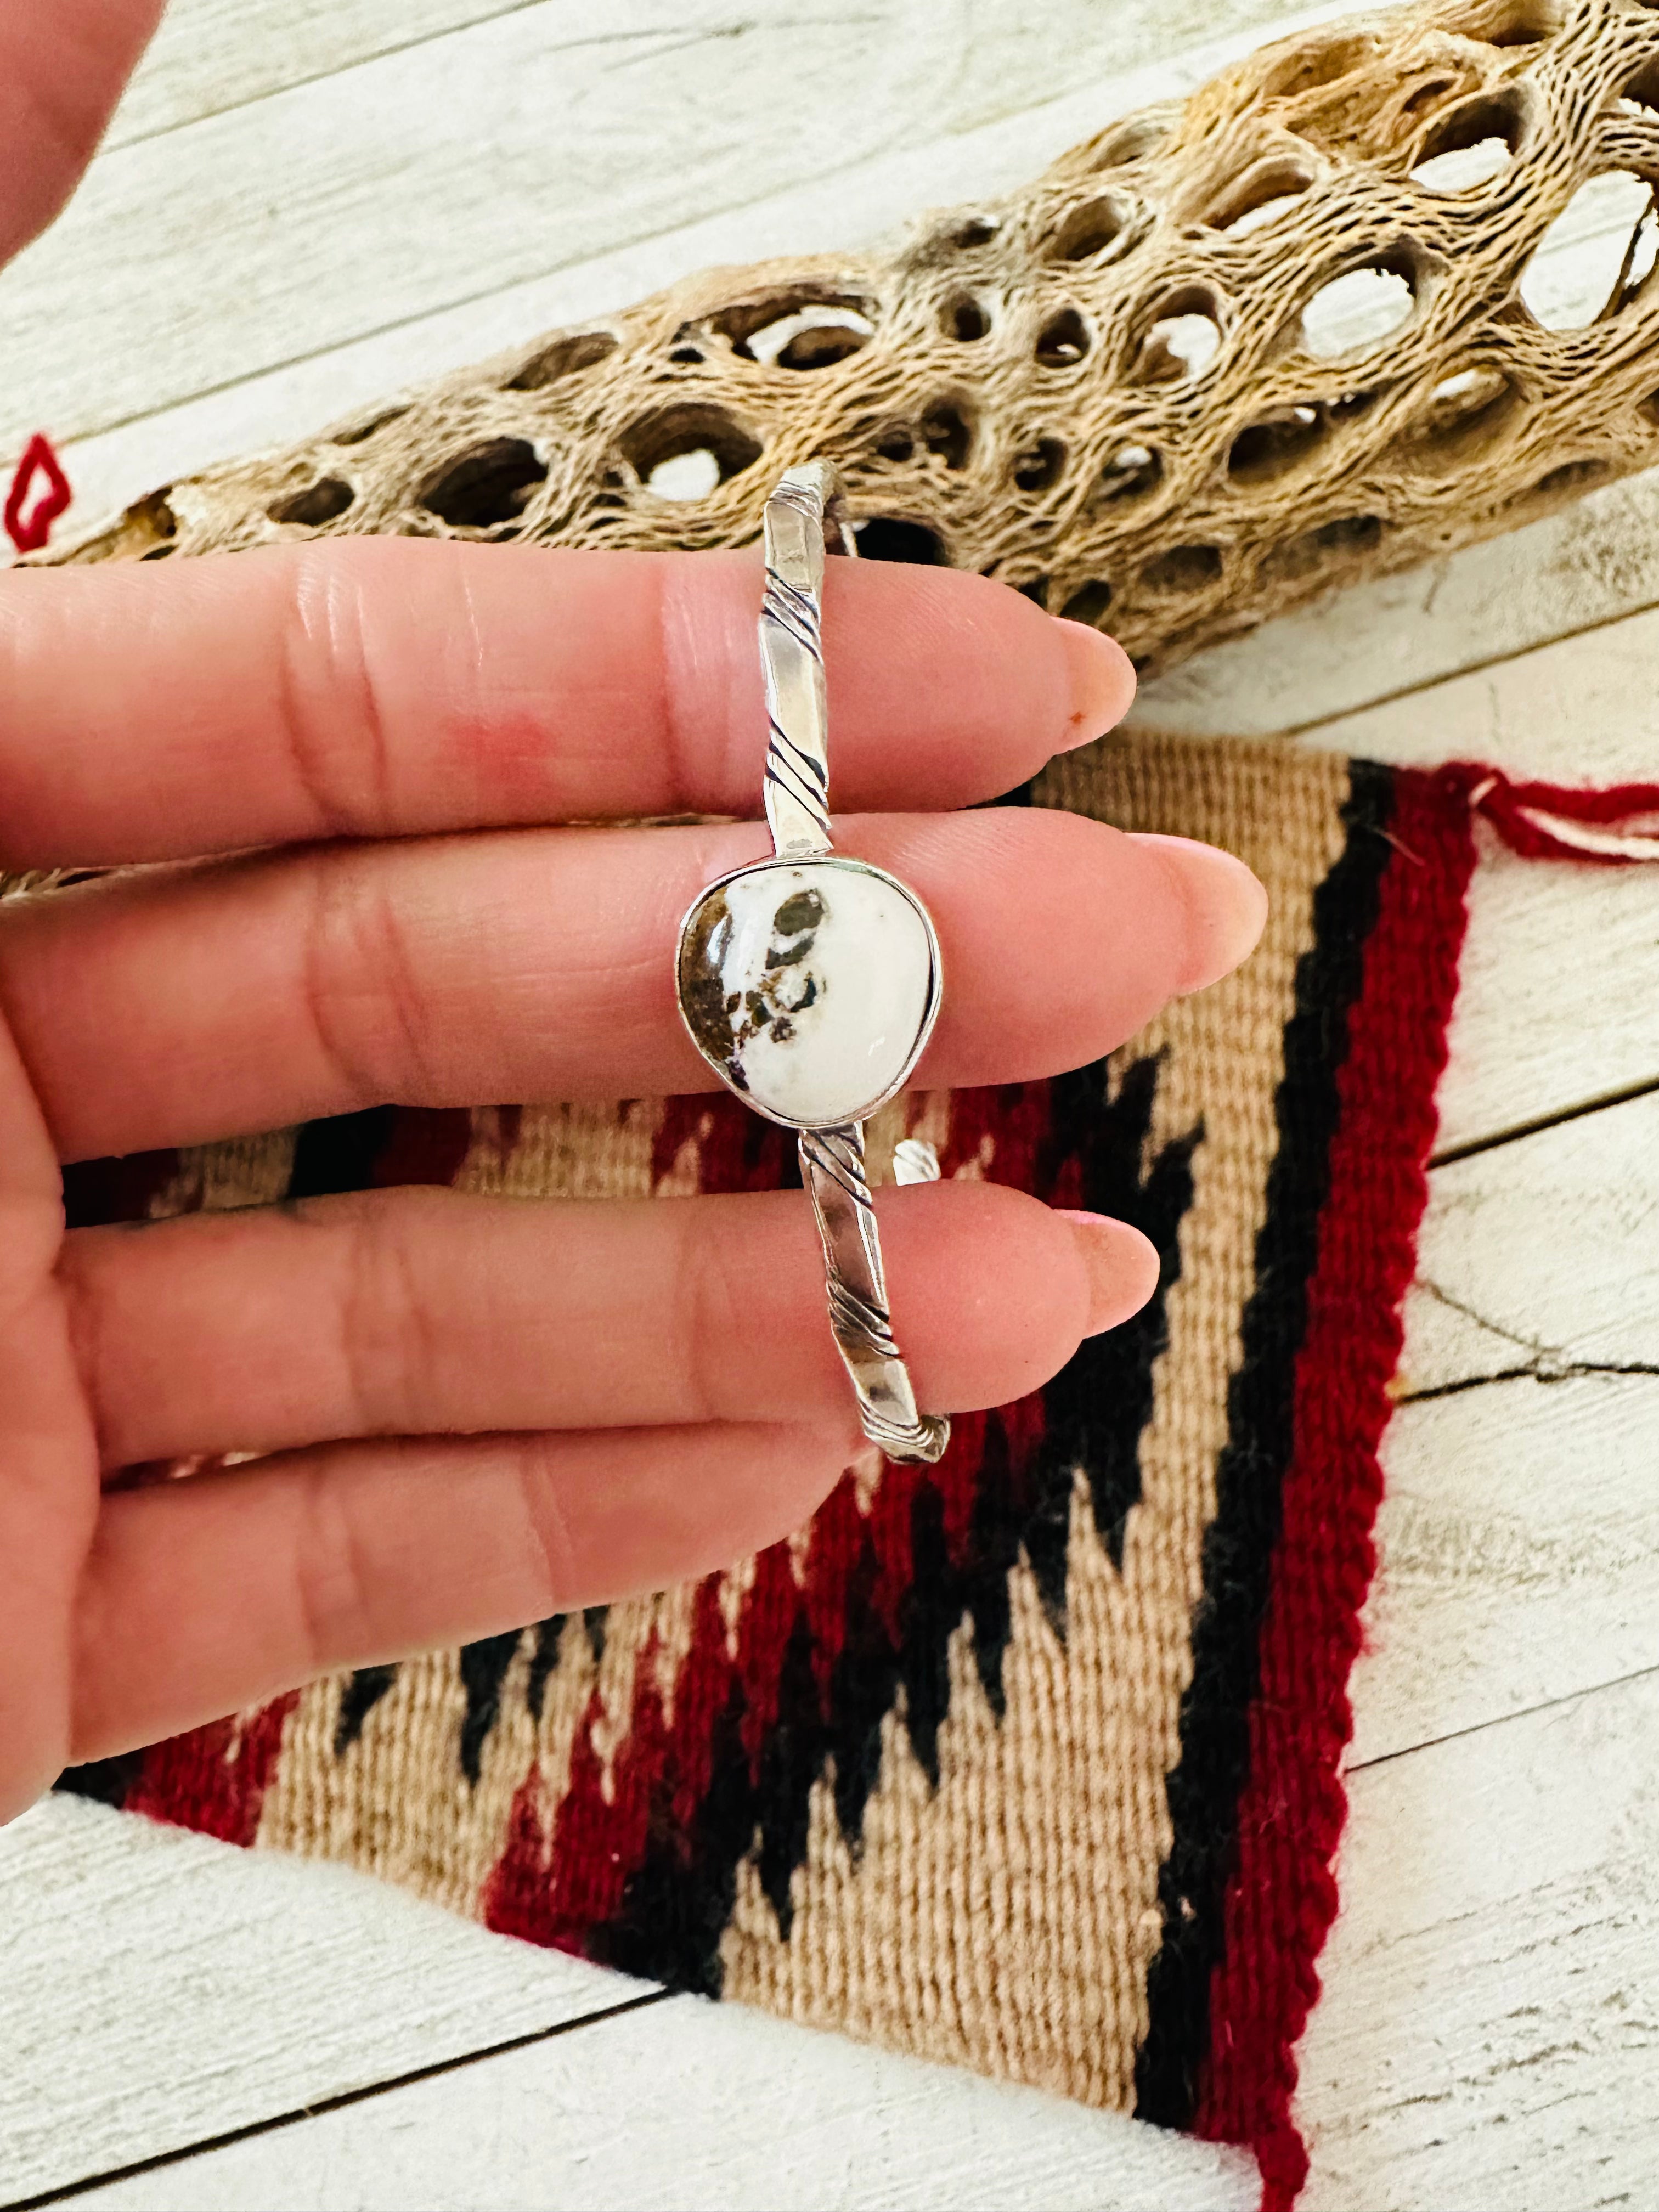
[{"xmin": 41, "ymin": 0, "xmax": 1659, "ymax": 675}]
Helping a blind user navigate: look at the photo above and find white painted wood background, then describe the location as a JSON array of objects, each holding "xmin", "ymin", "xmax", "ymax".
[{"xmin": 1, "ymin": 2, "xmax": 1656, "ymax": 2206}]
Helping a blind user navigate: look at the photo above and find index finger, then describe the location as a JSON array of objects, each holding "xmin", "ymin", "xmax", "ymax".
[
  {"xmin": 0, "ymin": 0, "xmax": 166, "ymax": 264},
  {"xmin": 0, "ymin": 540, "xmax": 1131, "ymax": 869}
]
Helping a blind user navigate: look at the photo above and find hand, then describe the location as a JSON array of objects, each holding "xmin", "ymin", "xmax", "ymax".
[{"xmin": 0, "ymin": 10, "xmax": 1268, "ymax": 1828}]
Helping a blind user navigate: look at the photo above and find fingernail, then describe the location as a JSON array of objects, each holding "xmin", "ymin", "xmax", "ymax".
[
  {"xmin": 1129, "ymin": 832, "xmax": 1269, "ymax": 992},
  {"xmin": 1053, "ymin": 1210, "xmax": 1162, "ymax": 1336},
  {"xmin": 1055, "ymin": 618, "xmax": 1136, "ymax": 751}
]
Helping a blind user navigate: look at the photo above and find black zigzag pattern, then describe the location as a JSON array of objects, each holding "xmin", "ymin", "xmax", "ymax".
[
  {"xmin": 591, "ymin": 1056, "xmax": 1198, "ymax": 1993},
  {"xmin": 1135, "ymin": 763, "xmax": 1395, "ymax": 2130}
]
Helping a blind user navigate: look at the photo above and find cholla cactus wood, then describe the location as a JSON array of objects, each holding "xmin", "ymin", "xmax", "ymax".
[{"xmin": 51, "ymin": 0, "xmax": 1659, "ymax": 674}]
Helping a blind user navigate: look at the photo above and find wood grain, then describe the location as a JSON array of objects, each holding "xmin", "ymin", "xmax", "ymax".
[
  {"xmin": 1, "ymin": 2, "xmax": 956, "ymax": 459},
  {"xmin": 1132, "ymin": 461, "xmax": 1659, "ymax": 742},
  {"xmin": 104, "ymin": 0, "xmax": 1328, "ymax": 156},
  {"xmin": 1299, "ymin": 599, "xmax": 1659, "ymax": 782},
  {"xmin": 51, "ymin": 1931, "xmax": 1257, "ymax": 2212},
  {"xmin": 0, "ymin": 1793, "xmax": 639, "ymax": 2203},
  {"xmin": 1340, "ymin": 1094, "xmax": 1659, "ymax": 1768},
  {"xmin": 1, "ymin": 0, "xmax": 1373, "ymax": 469},
  {"xmin": 1299, "ymin": 1668, "xmax": 1659, "ymax": 2210},
  {"xmin": 105, "ymin": 0, "xmax": 532, "ymax": 150}
]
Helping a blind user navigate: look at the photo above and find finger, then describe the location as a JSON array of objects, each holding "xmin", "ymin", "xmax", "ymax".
[
  {"xmin": 0, "ymin": 1, "xmax": 166, "ymax": 263},
  {"xmin": 72, "ymin": 1419, "xmax": 858, "ymax": 1763},
  {"xmin": 0, "ymin": 1009, "xmax": 96, "ymax": 1823},
  {"xmin": 3, "ymin": 811, "xmax": 1266, "ymax": 1161},
  {"xmin": 62, "ymin": 1182, "xmax": 1158, "ymax": 1468},
  {"xmin": 0, "ymin": 541, "xmax": 1131, "ymax": 869}
]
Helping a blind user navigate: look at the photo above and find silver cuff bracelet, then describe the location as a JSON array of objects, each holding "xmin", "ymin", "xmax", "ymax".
[{"xmin": 673, "ymin": 460, "xmax": 950, "ymax": 1466}]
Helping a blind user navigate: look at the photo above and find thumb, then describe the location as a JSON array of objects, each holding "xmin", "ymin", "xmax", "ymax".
[{"xmin": 0, "ymin": 0, "xmax": 168, "ymax": 267}]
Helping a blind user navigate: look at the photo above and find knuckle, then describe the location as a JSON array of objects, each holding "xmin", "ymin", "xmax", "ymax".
[
  {"xmin": 275, "ymin": 542, "xmax": 396, "ymax": 837},
  {"xmin": 332, "ymin": 1194, "xmax": 443, "ymax": 1436},
  {"xmin": 299, "ymin": 848, "xmax": 440, "ymax": 1105},
  {"xmin": 507, "ymin": 1431, "xmax": 581, "ymax": 1611},
  {"xmin": 673, "ymin": 1205, "xmax": 742, "ymax": 1426},
  {"xmin": 291, "ymin": 1458, "xmax": 379, "ymax": 1672}
]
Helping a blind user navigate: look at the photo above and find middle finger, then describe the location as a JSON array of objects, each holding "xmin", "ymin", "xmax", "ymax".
[{"xmin": 0, "ymin": 810, "xmax": 1265, "ymax": 1161}]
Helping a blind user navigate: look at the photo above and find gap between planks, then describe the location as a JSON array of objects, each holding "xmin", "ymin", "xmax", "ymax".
[
  {"xmin": 2, "ymin": 1990, "xmax": 671, "ymax": 2212},
  {"xmin": 0, "ymin": 1803, "xmax": 1254, "ymax": 2212},
  {"xmin": 1297, "ymin": 1667, "xmax": 1659, "ymax": 2211},
  {"xmin": 105, "ymin": 0, "xmax": 549, "ymax": 151},
  {"xmin": 21, "ymin": 1906, "xmax": 1259, "ymax": 2212},
  {"xmin": 1345, "ymin": 1652, "xmax": 1659, "ymax": 1778},
  {"xmin": 1353, "ymin": 1086, "xmax": 1659, "ymax": 1768},
  {"xmin": 1431, "ymin": 1070, "xmax": 1659, "ymax": 1167},
  {"xmin": 101, "ymin": 0, "xmax": 1333, "ymax": 155}
]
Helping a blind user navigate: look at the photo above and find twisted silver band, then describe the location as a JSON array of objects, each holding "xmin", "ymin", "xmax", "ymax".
[
  {"xmin": 799, "ymin": 1120, "xmax": 950, "ymax": 1464},
  {"xmin": 758, "ymin": 463, "xmax": 849, "ymax": 860},
  {"xmin": 761, "ymin": 462, "xmax": 949, "ymax": 1465}
]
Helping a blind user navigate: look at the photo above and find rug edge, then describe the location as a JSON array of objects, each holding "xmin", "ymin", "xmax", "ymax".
[{"xmin": 1191, "ymin": 761, "xmax": 1478, "ymax": 2207}]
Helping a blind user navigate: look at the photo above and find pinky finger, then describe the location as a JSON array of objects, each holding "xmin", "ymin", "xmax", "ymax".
[{"xmin": 70, "ymin": 1417, "xmax": 857, "ymax": 1764}]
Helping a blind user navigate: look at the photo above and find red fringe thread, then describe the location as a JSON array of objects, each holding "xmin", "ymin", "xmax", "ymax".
[
  {"xmin": 1443, "ymin": 759, "xmax": 1659, "ymax": 863},
  {"xmin": 4, "ymin": 432, "xmax": 70, "ymax": 554}
]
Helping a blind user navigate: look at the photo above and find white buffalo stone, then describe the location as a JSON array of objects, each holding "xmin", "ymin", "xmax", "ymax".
[{"xmin": 677, "ymin": 857, "xmax": 939, "ymax": 1127}]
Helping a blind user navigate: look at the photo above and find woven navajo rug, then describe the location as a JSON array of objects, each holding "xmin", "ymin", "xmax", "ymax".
[{"xmin": 58, "ymin": 727, "xmax": 1573, "ymax": 2207}]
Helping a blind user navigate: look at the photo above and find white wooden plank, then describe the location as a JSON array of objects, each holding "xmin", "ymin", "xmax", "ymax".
[
  {"xmin": 103, "ymin": 0, "xmax": 1327, "ymax": 155},
  {"xmin": 1298, "ymin": 1667, "xmax": 1659, "ymax": 2210},
  {"xmin": 3, "ymin": 1, "xmax": 943, "ymax": 459},
  {"xmin": 66, "ymin": 1973, "xmax": 1256, "ymax": 2212},
  {"xmin": 1435, "ymin": 852, "xmax": 1658, "ymax": 1160},
  {"xmin": 1403, "ymin": 1088, "xmax": 1659, "ymax": 1393},
  {"xmin": 105, "ymin": 0, "xmax": 529, "ymax": 150},
  {"xmin": 1131, "ymin": 461, "xmax": 1659, "ymax": 741},
  {"xmin": 1345, "ymin": 1093, "xmax": 1659, "ymax": 1768},
  {"xmin": 1362, "ymin": 1374, "xmax": 1659, "ymax": 1766},
  {"xmin": 1295, "ymin": 598, "xmax": 1659, "ymax": 783},
  {"xmin": 0, "ymin": 1792, "xmax": 642, "ymax": 2202},
  {"xmin": 0, "ymin": 0, "xmax": 1368, "ymax": 470}
]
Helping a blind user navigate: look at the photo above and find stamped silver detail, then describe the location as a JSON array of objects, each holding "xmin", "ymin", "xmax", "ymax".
[
  {"xmin": 801, "ymin": 1122, "xmax": 950, "ymax": 1465},
  {"xmin": 758, "ymin": 460, "xmax": 849, "ymax": 860}
]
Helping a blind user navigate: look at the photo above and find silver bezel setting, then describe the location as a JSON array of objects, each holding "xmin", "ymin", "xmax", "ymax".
[{"xmin": 673, "ymin": 851, "xmax": 944, "ymax": 1133}]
